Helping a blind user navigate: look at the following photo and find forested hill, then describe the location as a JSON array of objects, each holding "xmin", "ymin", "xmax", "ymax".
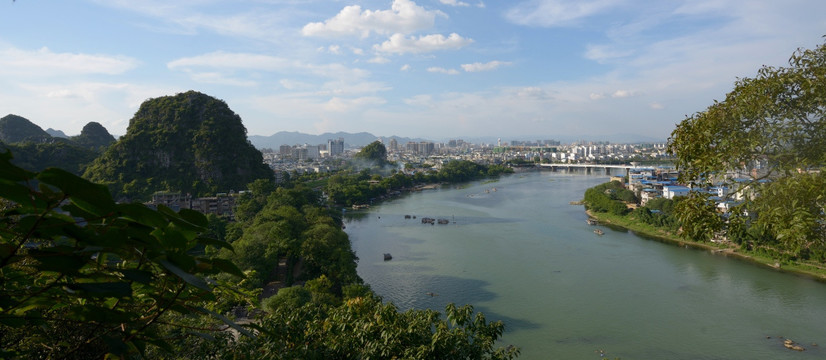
[
  {"xmin": 71, "ymin": 121, "xmax": 116, "ymax": 149},
  {"xmin": 0, "ymin": 115, "xmax": 115, "ymax": 175},
  {"xmin": 84, "ymin": 90, "xmax": 273, "ymax": 201},
  {"xmin": 0, "ymin": 114, "xmax": 52, "ymax": 143}
]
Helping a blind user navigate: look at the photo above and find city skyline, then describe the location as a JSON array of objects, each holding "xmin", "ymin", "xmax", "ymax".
[{"xmin": 1, "ymin": 0, "xmax": 824, "ymax": 139}]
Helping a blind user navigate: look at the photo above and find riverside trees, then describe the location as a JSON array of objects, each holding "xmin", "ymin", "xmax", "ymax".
[
  {"xmin": 668, "ymin": 39, "xmax": 826, "ymax": 260},
  {"xmin": 0, "ymin": 149, "xmax": 521, "ymax": 359}
]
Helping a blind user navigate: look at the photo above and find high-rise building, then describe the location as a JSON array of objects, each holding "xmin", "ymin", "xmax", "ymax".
[{"xmin": 328, "ymin": 137, "xmax": 344, "ymax": 156}]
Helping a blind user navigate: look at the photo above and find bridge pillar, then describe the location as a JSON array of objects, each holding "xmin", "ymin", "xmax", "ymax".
[
  {"xmin": 606, "ymin": 167, "xmax": 611, "ymax": 175},
  {"xmin": 626, "ymin": 168, "xmax": 631, "ymax": 187}
]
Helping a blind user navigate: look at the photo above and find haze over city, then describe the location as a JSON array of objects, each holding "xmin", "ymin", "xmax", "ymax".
[{"xmin": 1, "ymin": 0, "xmax": 824, "ymax": 140}]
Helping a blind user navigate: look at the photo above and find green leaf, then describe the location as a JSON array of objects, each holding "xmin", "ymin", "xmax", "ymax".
[
  {"xmin": 28, "ymin": 251, "xmax": 88, "ymax": 274},
  {"xmin": 159, "ymin": 259, "xmax": 210, "ymax": 291},
  {"xmin": 196, "ymin": 306, "xmax": 255, "ymax": 339},
  {"xmin": 37, "ymin": 167, "xmax": 115, "ymax": 216},
  {"xmin": 66, "ymin": 282, "xmax": 133, "ymax": 298},
  {"xmin": 195, "ymin": 236, "xmax": 234, "ymax": 251},
  {"xmin": 0, "ymin": 315, "xmax": 27, "ymax": 327},
  {"xmin": 210, "ymin": 258, "xmax": 246, "ymax": 278},
  {"xmin": 0, "ymin": 182, "xmax": 36, "ymax": 208},
  {"xmin": 177, "ymin": 208, "xmax": 209, "ymax": 228},
  {"xmin": 119, "ymin": 269, "xmax": 154, "ymax": 284},
  {"xmin": 0, "ymin": 150, "xmax": 35, "ymax": 182},
  {"xmin": 117, "ymin": 203, "xmax": 167, "ymax": 229}
]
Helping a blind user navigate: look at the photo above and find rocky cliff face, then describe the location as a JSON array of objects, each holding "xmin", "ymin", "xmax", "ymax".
[{"xmin": 84, "ymin": 91, "xmax": 273, "ymax": 201}]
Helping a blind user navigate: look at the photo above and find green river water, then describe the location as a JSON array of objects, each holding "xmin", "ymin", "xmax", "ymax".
[{"xmin": 343, "ymin": 171, "xmax": 826, "ymax": 359}]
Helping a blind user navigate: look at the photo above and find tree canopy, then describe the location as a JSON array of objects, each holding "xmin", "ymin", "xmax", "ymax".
[
  {"xmin": 354, "ymin": 140, "xmax": 387, "ymax": 165},
  {"xmin": 84, "ymin": 91, "xmax": 273, "ymax": 201},
  {"xmin": 0, "ymin": 150, "xmax": 247, "ymax": 359},
  {"xmin": 668, "ymin": 38, "xmax": 826, "ymax": 259}
]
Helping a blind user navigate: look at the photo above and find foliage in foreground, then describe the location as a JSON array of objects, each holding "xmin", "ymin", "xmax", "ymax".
[
  {"xmin": 193, "ymin": 283, "xmax": 519, "ymax": 360},
  {"xmin": 0, "ymin": 150, "xmax": 247, "ymax": 359},
  {"xmin": 1, "ymin": 150, "xmax": 520, "ymax": 358},
  {"xmin": 668, "ymin": 38, "xmax": 826, "ymax": 260}
]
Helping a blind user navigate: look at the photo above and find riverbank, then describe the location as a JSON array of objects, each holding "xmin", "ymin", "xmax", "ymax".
[{"xmin": 585, "ymin": 209, "xmax": 826, "ymax": 282}]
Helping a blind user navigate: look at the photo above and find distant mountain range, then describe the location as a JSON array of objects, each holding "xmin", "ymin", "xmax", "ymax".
[{"xmin": 248, "ymin": 131, "xmax": 427, "ymax": 149}]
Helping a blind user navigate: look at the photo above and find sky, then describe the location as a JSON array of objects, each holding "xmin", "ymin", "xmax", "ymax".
[{"xmin": 0, "ymin": 0, "xmax": 824, "ymax": 141}]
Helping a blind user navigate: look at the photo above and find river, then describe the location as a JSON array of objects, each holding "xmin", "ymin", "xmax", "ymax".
[{"xmin": 343, "ymin": 171, "xmax": 826, "ymax": 359}]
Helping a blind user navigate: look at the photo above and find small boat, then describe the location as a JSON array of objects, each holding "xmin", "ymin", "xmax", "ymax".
[
  {"xmin": 383, "ymin": 253, "xmax": 392, "ymax": 261},
  {"xmin": 594, "ymin": 229, "xmax": 604, "ymax": 235},
  {"xmin": 437, "ymin": 219, "xmax": 449, "ymax": 224},
  {"xmin": 586, "ymin": 218, "xmax": 598, "ymax": 225}
]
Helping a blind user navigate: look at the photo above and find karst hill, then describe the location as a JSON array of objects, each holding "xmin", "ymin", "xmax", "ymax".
[
  {"xmin": 84, "ymin": 90, "xmax": 273, "ymax": 201},
  {"xmin": 0, "ymin": 114, "xmax": 115, "ymax": 174}
]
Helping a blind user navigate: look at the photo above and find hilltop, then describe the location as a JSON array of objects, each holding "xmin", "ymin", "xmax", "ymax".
[
  {"xmin": 84, "ymin": 90, "xmax": 273, "ymax": 201},
  {"xmin": 0, "ymin": 114, "xmax": 52, "ymax": 144},
  {"xmin": 0, "ymin": 114, "xmax": 113, "ymax": 174}
]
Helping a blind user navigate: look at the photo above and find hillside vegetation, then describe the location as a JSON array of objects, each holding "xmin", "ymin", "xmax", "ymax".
[
  {"xmin": 0, "ymin": 115, "xmax": 115, "ymax": 175},
  {"xmin": 84, "ymin": 91, "xmax": 273, "ymax": 201}
]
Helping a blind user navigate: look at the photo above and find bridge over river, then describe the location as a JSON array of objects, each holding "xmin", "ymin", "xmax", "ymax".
[{"xmin": 537, "ymin": 163, "xmax": 639, "ymax": 175}]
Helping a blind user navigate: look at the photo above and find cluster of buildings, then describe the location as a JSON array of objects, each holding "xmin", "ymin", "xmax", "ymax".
[
  {"xmin": 261, "ymin": 137, "xmax": 672, "ymax": 181},
  {"xmin": 625, "ymin": 161, "xmax": 769, "ymax": 214},
  {"xmin": 148, "ymin": 191, "xmax": 240, "ymax": 220}
]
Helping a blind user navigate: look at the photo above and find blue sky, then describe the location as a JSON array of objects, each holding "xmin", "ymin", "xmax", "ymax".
[{"xmin": 1, "ymin": 0, "xmax": 824, "ymax": 141}]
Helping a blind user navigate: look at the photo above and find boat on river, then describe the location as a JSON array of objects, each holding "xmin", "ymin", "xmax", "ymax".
[{"xmin": 594, "ymin": 229, "xmax": 604, "ymax": 235}]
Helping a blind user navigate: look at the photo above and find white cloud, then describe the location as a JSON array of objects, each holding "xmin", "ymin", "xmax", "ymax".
[
  {"xmin": 439, "ymin": 0, "xmax": 470, "ymax": 7},
  {"xmin": 302, "ymin": 0, "xmax": 445, "ymax": 38},
  {"xmin": 319, "ymin": 81, "xmax": 392, "ymax": 96},
  {"xmin": 584, "ymin": 44, "xmax": 633, "ymax": 63},
  {"xmin": 0, "ymin": 47, "xmax": 138, "ymax": 76},
  {"xmin": 512, "ymin": 86, "xmax": 552, "ymax": 100},
  {"xmin": 374, "ymin": 33, "xmax": 473, "ymax": 54},
  {"xmin": 461, "ymin": 60, "xmax": 511, "ymax": 72},
  {"xmin": 188, "ymin": 72, "xmax": 258, "ymax": 87},
  {"xmin": 589, "ymin": 93, "xmax": 605, "ymax": 100},
  {"xmin": 611, "ymin": 89, "xmax": 635, "ymax": 98},
  {"xmin": 650, "ymin": 102, "xmax": 664, "ymax": 110},
  {"xmin": 404, "ymin": 94, "xmax": 434, "ymax": 106},
  {"xmin": 505, "ymin": 0, "xmax": 621, "ymax": 27},
  {"xmin": 400, "ymin": 64, "xmax": 411, "ymax": 71},
  {"xmin": 92, "ymin": 1, "xmax": 293, "ymax": 43},
  {"xmin": 3, "ymin": 81, "xmax": 177, "ymax": 136},
  {"xmin": 323, "ymin": 96, "xmax": 386, "ymax": 112},
  {"xmin": 368, "ymin": 56, "xmax": 391, "ymax": 64},
  {"xmin": 427, "ymin": 67, "xmax": 460, "ymax": 75},
  {"xmin": 167, "ymin": 51, "xmax": 370, "ymax": 81},
  {"xmin": 280, "ymin": 79, "xmax": 314, "ymax": 91},
  {"xmin": 168, "ymin": 51, "xmax": 290, "ymax": 71}
]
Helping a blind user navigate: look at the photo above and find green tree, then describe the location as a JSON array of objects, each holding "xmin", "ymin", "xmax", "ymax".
[
  {"xmin": 0, "ymin": 150, "xmax": 247, "ymax": 359},
  {"xmin": 354, "ymin": 140, "xmax": 387, "ymax": 166},
  {"xmin": 668, "ymin": 38, "xmax": 826, "ymax": 254}
]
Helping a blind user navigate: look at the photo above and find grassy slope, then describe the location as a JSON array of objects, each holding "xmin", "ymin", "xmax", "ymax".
[{"xmin": 585, "ymin": 208, "xmax": 826, "ymax": 282}]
